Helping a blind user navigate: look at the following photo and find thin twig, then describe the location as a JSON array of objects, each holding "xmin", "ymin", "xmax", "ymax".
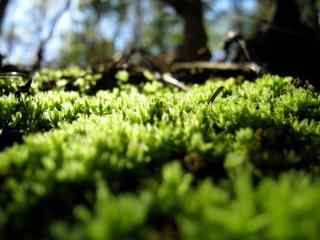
[
  {"xmin": 208, "ymin": 86, "xmax": 224, "ymax": 104},
  {"xmin": 161, "ymin": 73, "xmax": 189, "ymax": 91}
]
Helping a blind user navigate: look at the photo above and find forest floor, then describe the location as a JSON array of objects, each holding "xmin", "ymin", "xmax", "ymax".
[{"xmin": 0, "ymin": 68, "xmax": 320, "ymax": 239}]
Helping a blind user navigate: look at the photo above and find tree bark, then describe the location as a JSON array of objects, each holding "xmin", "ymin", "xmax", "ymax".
[
  {"xmin": 303, "ymin": 0, "xmax": 319, "ymax": 31},
  {"xmin": 272, "ymin": 0, "xmax": 301, "ymax": 29},
  {"xmin": 160, "ymin": 0, "xmax": 211, "ymax": 62},
  {"xmin": 246, "ymin": 0, "xmax": 320, "ymax": 85}
]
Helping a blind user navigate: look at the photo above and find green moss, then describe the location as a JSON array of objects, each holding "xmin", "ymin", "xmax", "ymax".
[{"xmin": 0, "ymin": 72, "xmax": 319, "ymax": 239}]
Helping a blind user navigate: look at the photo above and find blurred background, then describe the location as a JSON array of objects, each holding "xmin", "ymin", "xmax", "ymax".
[{"xmin": 0, "ymin": 0, "xmax": 319, "ymax": 70}]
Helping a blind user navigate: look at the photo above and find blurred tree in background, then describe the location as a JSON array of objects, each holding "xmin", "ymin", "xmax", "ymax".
[
  {"xmin": 0, "ymin": 0, "xmax": 9, "ymax": 35},
  {"xmin": 246, "ymin": 0, "xmax": 320, "ymax": 82},
  {"xmin": 0, "ymin": 0, "xmax": 319, "ymax": 79},
  {"xmin": 0, "ymin": 0, "xmax": 10, "ymax": 64}
]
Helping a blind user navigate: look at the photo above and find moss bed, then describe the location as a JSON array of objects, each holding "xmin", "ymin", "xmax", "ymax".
[{"xmin": 0, "ymin": 68, "xmax": 320, "ymax": 239}]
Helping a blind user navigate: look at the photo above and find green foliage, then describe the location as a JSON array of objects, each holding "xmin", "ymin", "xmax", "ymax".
[
  {"xmin": 33, "ymin": 67, "xmax": 101, "ymax": 92},
  {"xmin": 0, "ymin": 74, "xmax": 27, "ymax": 95},
  {"xmin": 0, "ymin": 72, "xmax": 320, "ymax": 239},
  {"xmin": 58, "ymin": 34, "xmax": 115, "ymax": 66}
]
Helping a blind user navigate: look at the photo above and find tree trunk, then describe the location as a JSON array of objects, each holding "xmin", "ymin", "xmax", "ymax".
[
  {"xmin": 272, "ymin": 0, "xmax": 301, "ymax": 29},
  {"xmin": 247, "ymin": 0, "xmax": 320, "ymax": 85},
  {"xmin": 231, "ymin": 0, "xmax": 245, "ymax": 32},
  {"xmin": 160, "ymin": 0, "xmax": 211, "ymax": 62},
  {"xmin": 0, "ymin": 0, "xmax": 9, "ymax": 35},
  {"xmin": 303, "ymin": 0, "xmax": 319, "ymax": 31},
  {"xmin": 133, "ymin": 0, "xmax": 143, "ymax": 47}
]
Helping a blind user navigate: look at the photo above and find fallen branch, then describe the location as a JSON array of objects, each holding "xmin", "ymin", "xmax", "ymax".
[
  {"xmin": 160, "ymin": 73, "xmax": 189, "ymax": 91},
  {"xmin": 170, "ymin": 62, "xmax": 262, "ymax": 74}
]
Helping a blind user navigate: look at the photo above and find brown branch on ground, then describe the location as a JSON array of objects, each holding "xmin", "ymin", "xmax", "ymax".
[
  {"xmin": 160, "ymin": 73, "xmax": 189, "ymax": 91},
  {"xmin": 92, "ymin": 48, "xmax": 188, "ymax": 92},
  {"xmin": 171, "ymin": 62, "xmax": 262, "ymax": 74},
  {"xmin": 169, "ymin": 61, "xmax": 263, "ymax": 83}
]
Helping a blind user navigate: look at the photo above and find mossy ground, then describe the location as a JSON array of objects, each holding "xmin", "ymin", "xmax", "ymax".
[{"xmin": 0, "ymin": 69, "xmax": 320, "ymax": 239}]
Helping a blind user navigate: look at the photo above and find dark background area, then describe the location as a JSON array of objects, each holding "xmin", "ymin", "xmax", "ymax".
[{"xmin": 0, "ymin": 0, "xmax": 319, "ymax": 83}]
